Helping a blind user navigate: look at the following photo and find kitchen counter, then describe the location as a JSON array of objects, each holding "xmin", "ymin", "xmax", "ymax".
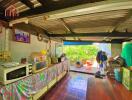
[{"xmin": 0, "ymin": 60, "xmax": 69, "ymax": 100}]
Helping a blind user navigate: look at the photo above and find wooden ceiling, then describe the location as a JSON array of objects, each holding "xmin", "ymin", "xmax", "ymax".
[
  {"xmin": 29, "ymin": 9, "xmax": 129, "ymax": 34},
  {"xmin": 0, "ymin": 0, "xmax": 132, "ymax": 43}
]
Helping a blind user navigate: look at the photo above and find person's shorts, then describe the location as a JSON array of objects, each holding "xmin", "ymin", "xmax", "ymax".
[{"xmin": 99, "ymin": 63, "xmax": 103, "ymax": 68}]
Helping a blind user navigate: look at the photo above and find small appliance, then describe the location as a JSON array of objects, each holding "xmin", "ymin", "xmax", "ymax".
[{"xmin": 0, "ymin": 62, "xmax": 32, "ymax": 85}]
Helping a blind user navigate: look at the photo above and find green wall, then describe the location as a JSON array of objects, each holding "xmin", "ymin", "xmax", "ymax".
[{"xmin": 121, "ymin": 42, "xmax": 132, "ymax": 67}]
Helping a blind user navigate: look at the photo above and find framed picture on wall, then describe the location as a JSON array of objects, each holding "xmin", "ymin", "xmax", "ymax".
[{"xmin": 13, "ymin": 29, "xmax": 30, "ymax": 43}]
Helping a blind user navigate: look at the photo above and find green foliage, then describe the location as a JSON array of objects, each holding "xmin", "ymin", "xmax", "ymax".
[{"xmin": 63, "ymin": 45, "xmax": 99, "ymax": 63}]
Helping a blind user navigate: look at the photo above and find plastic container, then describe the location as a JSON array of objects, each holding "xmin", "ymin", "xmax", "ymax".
[{"xmin": 114, "ymin": 68, "xmax": 122, "ymax": 83}]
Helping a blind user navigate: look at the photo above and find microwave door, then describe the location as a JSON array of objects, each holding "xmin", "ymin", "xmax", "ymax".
[{"xmin": 7, "ymin": 67, "xmax": 26, "ymax": 80}]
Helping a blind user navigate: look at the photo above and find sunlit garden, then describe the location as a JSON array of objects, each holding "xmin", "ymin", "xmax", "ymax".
[{"xmin": 63, "ymin": 45, "xmax": 99, "ymax": 65}]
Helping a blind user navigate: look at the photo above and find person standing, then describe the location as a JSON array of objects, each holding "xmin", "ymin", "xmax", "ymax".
[
  {"xmin": 96, "ymin": 51, "xmax": 107, "ymax": 74},
  {"xmin": 100, "ymin": 51, "xmax": 107, "ymax": 74},
  {"xmin": 96, "ymin": 50, "xmax": 102, "ymax": 68}
]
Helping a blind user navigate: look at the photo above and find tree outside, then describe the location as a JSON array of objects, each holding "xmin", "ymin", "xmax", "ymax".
[{"xmin": 63, "ymin": 45, "xmax": 99, "ymax": 65}]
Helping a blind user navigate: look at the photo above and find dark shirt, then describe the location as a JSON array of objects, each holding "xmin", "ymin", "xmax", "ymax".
[{"xmin": 96, "ymin": 51, "xmax": 107, "ymax": 62}]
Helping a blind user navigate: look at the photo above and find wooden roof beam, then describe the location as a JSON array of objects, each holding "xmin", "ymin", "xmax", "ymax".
[
  {"xmin": 60, "ymin": 18, "xmax": 72, "ymax": 33},
  {"xmin": 63, "ymin": 40, "xmax": 127, "ymax": 44},
  {"xmin": 37, "ymin": 0, "xmax": 45, "ymax": 6},
  {"xmin": 19, "ymin": 0, "xmax": 105, "ymax": 18},
  {"xmin": 112, "ymin": 10, "xmax": 132, "ymax": 32},
  {"xmin": 49, "ymin": 32, "xmax": 132, "ymax": 37},
  {"xmin": 18, "ymin": 0, "xmax": 132, "ymax": 19},
  {"xmin": 19, "ymin": 0, "xmax": 34, "ymax": 9},
  {"xmin": 60, "ymin": 18, "xmax": 80, "ymax": 40}
]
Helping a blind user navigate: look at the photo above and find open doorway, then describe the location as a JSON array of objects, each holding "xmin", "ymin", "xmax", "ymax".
[{"xmin": 63, "ymin": 42, "xmax": 111, "ymax": 74}]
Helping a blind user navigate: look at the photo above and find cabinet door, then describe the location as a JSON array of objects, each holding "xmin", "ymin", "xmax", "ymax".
[{"xmin": 123, "ymin": 68, "xmax": 130, "ymax": 87}]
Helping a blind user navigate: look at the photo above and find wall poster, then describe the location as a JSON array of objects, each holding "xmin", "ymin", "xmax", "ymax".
[{"xmin": 13, "ymin": 29, "xmax": 30, "ymax": 43}]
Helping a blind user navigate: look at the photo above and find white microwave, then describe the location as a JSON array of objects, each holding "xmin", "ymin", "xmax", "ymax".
[{"xmin": 0, "ymin": 63, "xmax": 32, "ymax": 85}]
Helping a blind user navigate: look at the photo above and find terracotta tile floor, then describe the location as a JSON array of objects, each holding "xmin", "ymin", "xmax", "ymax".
[{"xmin": 41, "ymin": 72, "xmax": 132, "ymax": 100}]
